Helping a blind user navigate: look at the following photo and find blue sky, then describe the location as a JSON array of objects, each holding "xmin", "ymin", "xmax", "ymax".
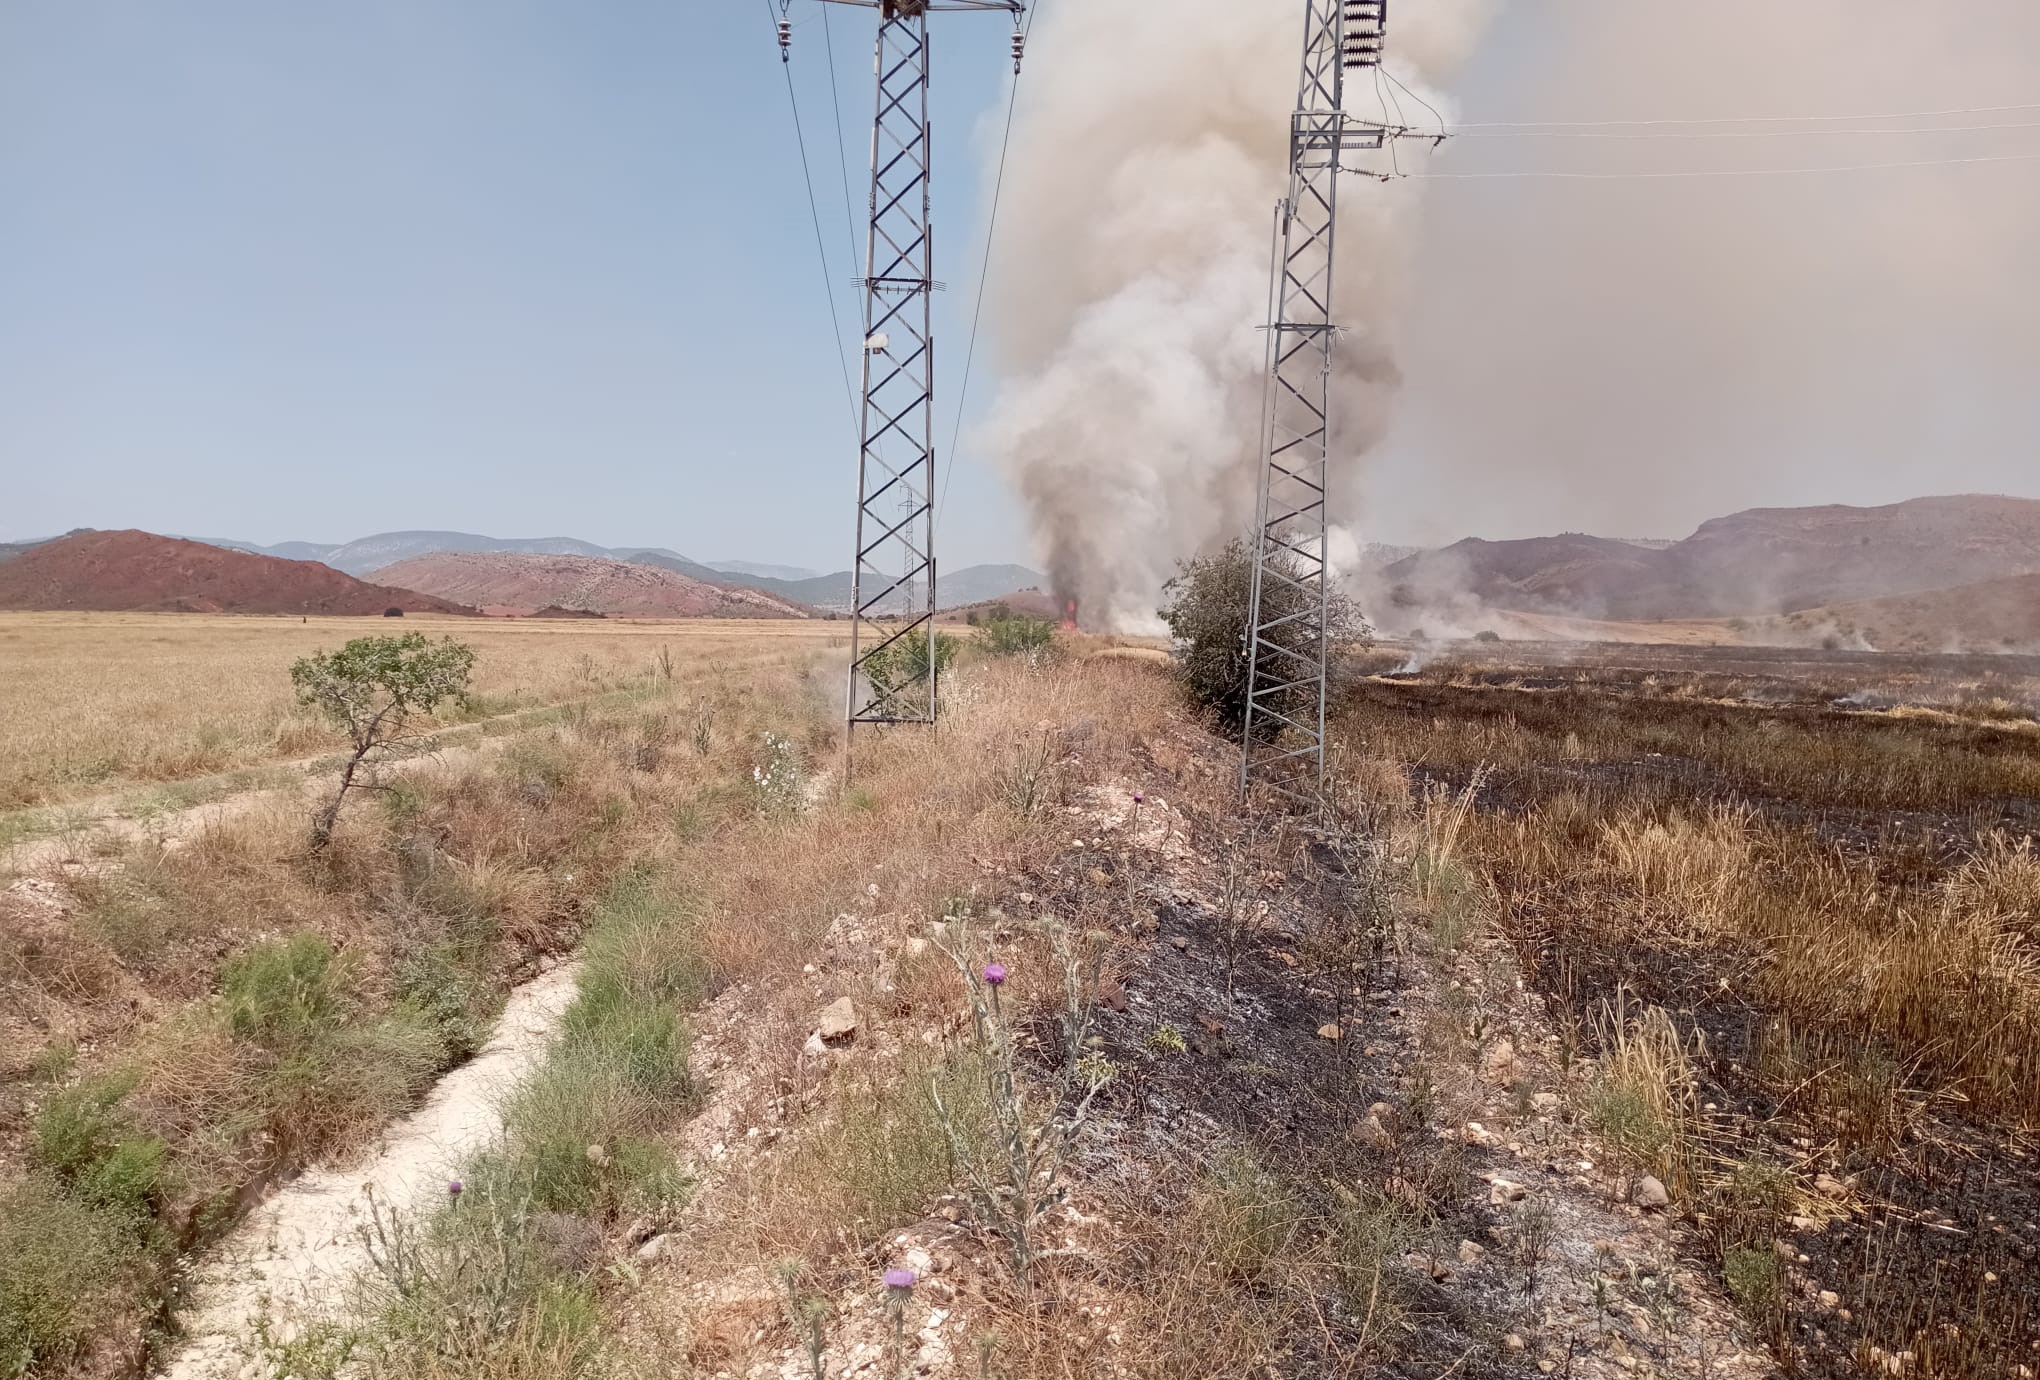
[
  {"xmin": 0, "ymin": 0, "xmax": 1028, "ymax": 566},
  {"xmin": 7, "ymin": 2, "xmax": 2038, "ymax": 564}
]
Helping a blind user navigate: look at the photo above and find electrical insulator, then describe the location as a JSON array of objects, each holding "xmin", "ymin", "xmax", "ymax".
[
  {"xmin": 777, "ymin": 17, "xmax": 792, "ymax": 61},
  {"xmin": 1010, "ymin": 29, "xmax": 1025, "ymax": 74},
  {"xmin": 1342, "ymin": 0, "xmax": 1387, "ymax": 69}
]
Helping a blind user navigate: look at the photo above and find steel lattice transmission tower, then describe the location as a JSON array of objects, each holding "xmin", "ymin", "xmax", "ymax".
[
  {"xmin": 811, "ymin": 0, "xmax": 1025, "ymax": 741},
  {"xmin": 1240, "ymin": 0, "xmax": 1394, "ymax": 802}
]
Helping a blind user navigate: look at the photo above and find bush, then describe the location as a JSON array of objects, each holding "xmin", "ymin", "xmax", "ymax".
[
  {"xmin": 32, "ymin": 1073, "xmax": 172, "ymax": 1226},
  {"xmin": 221, "ymin": 932, "xmax": 453, "ymax": 1161},
  {"xmin": 1158, "ymin": 537, "xmax": 1366, "ymax": 735},
  {"xmin": 978, "ymin": 616, "xmax": 1057, "ymax": 659},
  {"xmin": 223, "ymin": 932, "xmax": 343, "ymax": 1048},
  {"xmin": 0, "ymin": 1178, "xmax": 153, "ymax": 1377},
  {"xmin": 859, "ymin": 629, "xmax": 959, "ymax": 719}
]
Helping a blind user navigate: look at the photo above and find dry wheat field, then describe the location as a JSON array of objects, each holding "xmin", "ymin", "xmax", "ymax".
[{"xmin": 0, "ymin": 612, "xmax": 849, "ymax": 814}]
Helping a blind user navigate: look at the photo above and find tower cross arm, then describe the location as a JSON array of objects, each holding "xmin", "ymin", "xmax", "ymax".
[{"xmin": 815, "ymin": 0, "xmax": 1023, "ymax": 12}]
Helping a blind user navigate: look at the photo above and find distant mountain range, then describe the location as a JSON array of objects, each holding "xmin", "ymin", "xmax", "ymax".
[
  {"xmin": 180, "ymin": 530, "xmax": 1044, "ymax": 613},
  {"xmin": 373, "ymin": 551, "xmax": 811, "ymax": 620},
  {"xmin": 0, "ymin": 531, "xmax": 472, "ymax": 615},
  {"xmin": 1384, "ymin": 496, "xmax": 2040, "ymax": 622}
]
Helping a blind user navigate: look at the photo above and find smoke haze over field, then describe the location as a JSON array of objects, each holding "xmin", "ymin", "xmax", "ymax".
[
  {"xmin": 983, "ymin": 0, "xmax": 2040, "ymax": 630},
  {"xmin": 980, "ymin": 0, "xmax": 1492, "ymax": 631},
  {"xmin": 1377, "ymin": 0, "xmax": 2040, "ymax": 550}
]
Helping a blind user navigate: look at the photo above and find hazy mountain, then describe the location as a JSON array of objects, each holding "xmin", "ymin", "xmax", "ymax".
[
  {"xmin": 709, "ymin": 559, "xmax": 821, "ymax": 582},
  {"xmin": 621, "ymin": 554, "xmax": 1043, "ymax": 611},
  {"xmin": 315, "ymin": 531, "xmax": 625, "ymax": 576},
  {"xmin": 187, "ymin": 530, "xmax": 1046, "ymax": 611},
  {"xmin": 374, "ymin": 552, "xmax": 808, "ymax": 619},
  {"xmin": 1385, "ymin": 495, "xmax": 2040, "ymax": 622}
]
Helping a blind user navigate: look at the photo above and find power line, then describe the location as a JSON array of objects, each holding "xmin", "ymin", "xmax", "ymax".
[
  {"xmin": 1416, "ymin": 150, "xmax": 2040, "ymax": 180},
  {"xmin": 934, "ymin": 1, "xmax": 1037, "ymax": 539},
  {"xmin": 820, "ymin": 4, "xmax": 862, "ymax": 278},
  {"xmin": 765, "ymin": 1, "xmax": 860, "ymax": 443},
  {"xmin": 1454, "ymin": 100, "xmax": 2040, "ymax": 130}
]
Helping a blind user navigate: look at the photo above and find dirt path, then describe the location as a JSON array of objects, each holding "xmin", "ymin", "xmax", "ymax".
[
  {"xmin": 1, "ymin": 735, "xmax": 497, "ymax": 876},
  {"xmin": 158, "ymin": 959, "xmax": 584, "ymax": 1380}
]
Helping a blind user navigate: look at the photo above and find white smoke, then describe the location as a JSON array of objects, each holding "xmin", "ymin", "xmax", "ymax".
[{"xmin": 979, "ymin": 0, "xmax": 1495, "ymax": 632}]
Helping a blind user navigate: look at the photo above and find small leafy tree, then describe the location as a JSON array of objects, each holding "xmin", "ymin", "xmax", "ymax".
[
  {"xmin": 1158, "ymin": 536, "xmax": 1367, "ymax": 736},
  {"xmin": 291, "ymin": 633, "xmax": 476, "ymax": 850},
  {"xmin": 978, "ymin": 615, "xmax": 1057, "ymax": 659},
  {"xmin": 859, "ymin": 628, "xmax": 958, "ymax": 719}
]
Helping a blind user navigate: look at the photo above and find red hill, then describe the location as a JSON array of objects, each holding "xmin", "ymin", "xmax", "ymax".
[{"xmin": 0, "ymin": 530, "xmax": 473, "ymax": 615}]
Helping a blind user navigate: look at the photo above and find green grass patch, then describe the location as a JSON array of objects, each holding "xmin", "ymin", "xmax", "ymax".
[{"xmin": 0, "ymin": 1176, "xmax": 160, "ymax": 1378}]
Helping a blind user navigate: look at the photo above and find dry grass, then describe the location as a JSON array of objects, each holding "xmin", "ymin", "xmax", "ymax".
[
  {"xmin": 0, "ymin": 611, "xmax": 848, "ymax": 811},
  {"xmin": 1333, "ymin": 660, "xmax": 2040, "ymax": 1376},
  {"xmin": 0, "ymin": 633, "xmax": 838, "ymax": 1376}
]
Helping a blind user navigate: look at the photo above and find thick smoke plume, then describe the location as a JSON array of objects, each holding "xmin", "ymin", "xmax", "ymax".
[
  {"xmin": 980, "ymin": 0, "xmax": 1493, "ymax": 632},
  {"xmin": 1363, "ymin": 0, "xmax": 2040, "ymax": 550}
]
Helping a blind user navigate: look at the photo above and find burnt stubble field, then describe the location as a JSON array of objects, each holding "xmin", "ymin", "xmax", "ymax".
[{"xmin": 1337, "ymin": 641, "xmax": 2040, "ymax": 1377}]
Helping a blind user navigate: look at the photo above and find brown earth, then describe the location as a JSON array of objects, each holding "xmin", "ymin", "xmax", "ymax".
[
  {"xmin": 1387, "ymin": 495, "xmax": 2040, "ymax": 623},
  {"xmin": 374, "ymin": 551, "xmax": 810, "ymax": 619},
  {"xmin": 937, "ymin": 588, "xmax": 1059, "ymax": 623},
  {"xmin": 0, "ymin": 530, "xmax": 472, "ymax": 615},
  {"xmin": 1760, "ymin": 571, "xmax": 2040, "ymax": 653}
]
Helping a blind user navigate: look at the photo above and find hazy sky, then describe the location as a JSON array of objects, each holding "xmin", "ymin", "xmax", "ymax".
[
  {"xmin": 0, "ymin": 0, "xmax": 1023, "ymax": 565},
  {"xmin": 5, "ymin": 2, "xmax": 2039, "ymax": 564}
]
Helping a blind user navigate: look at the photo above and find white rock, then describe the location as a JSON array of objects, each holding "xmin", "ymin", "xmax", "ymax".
[
  {"xmin": 1633, "ymin": 1175, "xmax": 1670, "ymax": 1210},
  {"xmin": 818, "ymin": 996, "xmax": 858, "ymax": 1041}
]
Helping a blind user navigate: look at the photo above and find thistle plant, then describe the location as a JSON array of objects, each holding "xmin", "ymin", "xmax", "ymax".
[
  {"xmin": 930, "ymin": 930, "xmax": 1112, "ymax": 1290},
  {"xmin": 778, "ymin": 1260, "xmax": 829, "ymax": 1380}
]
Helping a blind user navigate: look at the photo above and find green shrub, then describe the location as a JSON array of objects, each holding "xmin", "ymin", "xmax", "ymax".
[
  {"xmin": 32, "ymin": 1072, "xmax": 173, "ymax": 1226},
  {"xmin": 859, "ymin": 629, "xmax": 958, "ymax": 718},
  {"xmin": 496, "ymin": 878, "xmax": 704, "ymax": 1217},
  {"xmin": 222, "ymin": 932, "xmax": 454, "ymax": 1161},
  {"xmin": 394, "ymin": 942, "xmax": 499, "ymax": 1062},
  {"xmin": 0, "ymin": 1177, "xmax": 152, "ymax": 1376},
  {"xmin": 1722, "ymin": 1244, "xmax": 1782, "ymax": 1319},
  {"xmin": 818, "ymin": 1048, "xmax": 991, "ymax": 1236},
  {"xmin": 308, "ymin": 1184, "xmax": 608, "ymax": 1380},
  {"xmin": 1158, "ymin": 537, "xmax": 1366, "ymax": 736},
  {"xmin": 223, "ymin": 932, "xmax": 343, "ymax": 1048},
  {"xmin": 978, "ymin": 616, "xmax": 1057, "ymax": 658}
]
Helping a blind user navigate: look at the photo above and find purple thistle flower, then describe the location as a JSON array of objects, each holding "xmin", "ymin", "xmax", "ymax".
[
  {"xmin": 884, "ymin": 1267, "xmax": 917, "ymax": 1291},
  {"xmin": 1133, "ymin": 791, "xmax": 1145, "ymax": 805},
  {"xmin": 982, "ymin": 962, "xmax": 1008, "ymax": 987},
  {"xmin": 447, "ymin": 1179, "xmax": 464, "ymax": 1199}
]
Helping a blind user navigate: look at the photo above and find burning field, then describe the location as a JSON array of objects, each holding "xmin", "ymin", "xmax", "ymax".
[{"xmin": 1334, "ymin": 639, "xmax": 2040, "ymax": 1375}]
